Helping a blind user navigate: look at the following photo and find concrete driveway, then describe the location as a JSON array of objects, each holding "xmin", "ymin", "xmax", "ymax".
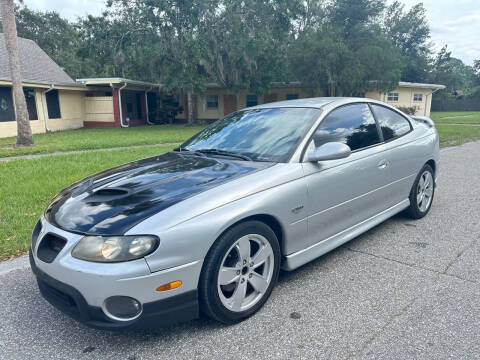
[{"xmin": 1, "ymin": 141, "xmax": 479, "ymax": 360}]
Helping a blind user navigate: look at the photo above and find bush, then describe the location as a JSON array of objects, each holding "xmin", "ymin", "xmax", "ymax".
[
  {"xmin": 151, "ymin": 95, "xmax": 184, "ymax": 124},
  {"xmin": 396, "ymin": 106, "xmax": 417, "ymax": 115},
  {"xmin": 467, "ymin": 85, "xmax": 480, "ymax": 99}
]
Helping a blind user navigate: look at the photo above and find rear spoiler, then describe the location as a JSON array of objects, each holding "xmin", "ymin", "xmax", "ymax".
[{"xmin": 410, "ymin": 115, "xmax": 435, "ymax": 128}]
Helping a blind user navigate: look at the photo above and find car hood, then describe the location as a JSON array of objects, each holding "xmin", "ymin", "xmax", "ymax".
[{"xmin": 45, "ymin": 151, "xmax": 273, "ymax": 235}]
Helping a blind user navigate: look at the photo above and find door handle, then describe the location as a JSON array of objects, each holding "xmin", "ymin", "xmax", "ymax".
[{"xmin": 378, "ymin": 159, "xmax": 389, "ymax": 169}]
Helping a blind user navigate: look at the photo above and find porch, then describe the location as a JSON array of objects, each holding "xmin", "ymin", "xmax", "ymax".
[{"xmin": 78, "ymin": 78, "xmax": 161, "ymax": 128}]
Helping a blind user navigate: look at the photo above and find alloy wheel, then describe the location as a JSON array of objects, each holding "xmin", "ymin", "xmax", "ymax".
[
  {"xmin": 417, "ymin": 170, "xmax": 434, "ymax": 212},
  {"xmin": 217, "ymin": 234, "xmax": 274, "ymax": 312}
]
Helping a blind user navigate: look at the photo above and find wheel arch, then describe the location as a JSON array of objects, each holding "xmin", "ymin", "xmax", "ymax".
[
  {"xmin": 426, "ymin": 159, "xmax": 436, "ymax": 175},
  {"xmin": 214, "ymin": 213, "xmax": 286, "ymax": 256}
]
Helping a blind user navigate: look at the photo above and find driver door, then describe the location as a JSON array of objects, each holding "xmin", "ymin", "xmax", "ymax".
[{"xmin": 301, "ymin": 103, "xmax": 392, "ymax": 250}]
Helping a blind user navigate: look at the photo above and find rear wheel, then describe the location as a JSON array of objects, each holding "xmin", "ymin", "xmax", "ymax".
[
  {"xmin": 406, "ymin": 164, "xmax": 435, "ymax": 219},
  {"xmin": 199, "ymin": 221, "xmax": 280, "ymax": 324}
]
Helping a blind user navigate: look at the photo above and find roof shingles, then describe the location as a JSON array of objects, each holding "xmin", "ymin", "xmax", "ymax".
[{"xmin": 0, "ymin": 34, "xmax": 74, "ymax": 85}]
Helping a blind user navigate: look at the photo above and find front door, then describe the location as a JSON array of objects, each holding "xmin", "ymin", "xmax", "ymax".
[
  {"xmin": 0, "ymin": 86, "xmax": 14, "ymax": 123},
  {"xmin": 369, "ymin": 104, "xmax": 424, "ymax": 207},
  {"xmin": 223, "ymin": 95, "xmax": 237, "ymax": 116},
  {"xmin": 300, "ymin": 103, "xmax": 392, "ymax": 250}
]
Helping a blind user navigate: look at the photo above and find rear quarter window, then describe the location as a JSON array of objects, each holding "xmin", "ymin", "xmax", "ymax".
[{"xmin": 371, "ymin": 104, "xmax": 412, "ymax": 141}]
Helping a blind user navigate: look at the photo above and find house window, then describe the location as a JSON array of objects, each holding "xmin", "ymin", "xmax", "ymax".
[
  {"xmin": 0, "ymin": 86, "xmax": 14, "ymax": 122},
  {"xmin": 413, "ymin": 93, "xmax": 423, "ymax": 102},
  {"xmin": 24, "ymin": 88, "xmax": 38, "ymax": 120},
  {"xmin": 387, "ymin": 92, "xmax": 399, "ymax": 101},
  {"xmin": 246, "ymin": 94, "xmax": 258, "ymax": 107},
  {"xmin": 206, "ymin": 95, "xmax": 218, "ymax": 109},
  {"xmin": 286, "ymin": 93, "xmax": 299, "ymax": 100},
  {"xmin": 46, "ymin": 89, "xmax": 61, "ymax": 119}
]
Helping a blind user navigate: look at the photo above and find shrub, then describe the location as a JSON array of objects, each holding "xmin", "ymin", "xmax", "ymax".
[{"xmin": 396, "ymin": 106, "xmax": 417, "ymax": 115}]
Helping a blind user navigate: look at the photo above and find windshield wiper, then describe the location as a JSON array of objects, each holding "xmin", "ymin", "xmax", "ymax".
[
  {"xmin": 173, "ymin": 147, "xmax": 205, "ymax": 156},
  {"xmin": 173, "ymin": 146, "xmax": 189, "ymax": 152},
  {"xmin": 195, "ymin": 148, "xmax": 253, "ymax": 161}
]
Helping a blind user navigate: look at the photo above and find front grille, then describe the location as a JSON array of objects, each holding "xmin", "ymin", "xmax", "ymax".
[
  {"xmin": 37, "ymin": 233, "xmax": 67, "ymax": 263},
  {"xmin": 37, "ymin": 279, "xmax": 79, "ymax": 315},
  {"xmin": 31, "ymin": 220, "xmax": 42, "ymax": 252}
]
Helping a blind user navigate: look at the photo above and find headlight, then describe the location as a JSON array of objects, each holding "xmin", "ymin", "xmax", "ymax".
[{"xmin": 71, "ymin": 235, "xmax": 159, "ymax": 263}]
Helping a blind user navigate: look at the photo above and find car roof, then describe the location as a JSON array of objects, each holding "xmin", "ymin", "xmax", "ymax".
[{"xmin": 250, "ymin": 97, "xmax": 369, "ymax": 110}]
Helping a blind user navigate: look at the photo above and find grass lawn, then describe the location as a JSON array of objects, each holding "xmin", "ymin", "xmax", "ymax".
[
  {"xmin": 431, "ymin": 111, "xmax": 480, "ymax": 124},
  {"xmin": 0, "ymin": 125, "xmax": 204, "ymax": 158},
  {"xmin": 436, "ymin": 124, "xmax": 480, "ymax": 147},
  {"xmin": 0, "ymin": 145, "xmax": 175, "ymax": 259},
  {"xmin": 430, "ymin": 112, "xmax": 480, "ymax": 146}
]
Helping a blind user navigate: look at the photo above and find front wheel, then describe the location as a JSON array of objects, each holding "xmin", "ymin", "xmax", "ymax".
[
  {"xmin": 406, "ymin": 164, "xmax": 435, "ymax": 219},
  {"xmin": 199, "ymin": 221, "xmax": 281, "ymax": 324}
]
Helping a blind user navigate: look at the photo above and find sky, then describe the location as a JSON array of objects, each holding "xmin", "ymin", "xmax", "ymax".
[
  {"xmin": 24, "ymin": 0, "xmax": 480, "ymax": 65},
  {"xmin": 398, "ymin": 0, "xmax": 480, "ymax": 65}
]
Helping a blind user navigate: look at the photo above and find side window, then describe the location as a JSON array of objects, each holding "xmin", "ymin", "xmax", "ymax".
[
  {"xmin": 311, "ymin": 104, "xmax": 380, "ymax": 151},
  {"xmin": 46, "ymin": 89, "xmax": 61, "ymax": 119},
  {"xmin": 371, "ymin": 104, "xmax": 411, "ymax": 141},
  {"xmin": 206, "ymin": 95, "xmax": 219, "ymax": 109},
  {"xmin": 24, "ymin": 88, "xmax": 38, "ymax": 120},
  {"xmin": 413, "ymin": 93, "xmax": 423, "ymax": 102},
  {"xmin": 387, "ymin": 92, "xmax": 399, "ymax": 101}
]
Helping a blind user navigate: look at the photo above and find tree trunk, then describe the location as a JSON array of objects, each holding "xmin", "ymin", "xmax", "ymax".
[
  {"xmin": 329, "ymin": 82, "xmax": 335, "ymax": 97},
  {"xmin": 0, "ymin": 0, "xmax": 33, "ymax": 146},
  {"xmin": 187, "ymin": 91, "xmax": 194, "ymax": 125}
]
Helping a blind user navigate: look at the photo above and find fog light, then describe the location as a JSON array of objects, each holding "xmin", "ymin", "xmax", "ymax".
[{"xmin": 102, "ymin": 296, "xmax": 142, "ymax": 321}]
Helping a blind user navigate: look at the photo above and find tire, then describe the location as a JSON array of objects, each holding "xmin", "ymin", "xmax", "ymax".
[
  {"xmin": 406, "ymin": 164, "xmax": 435, "ymax": 219},
  {"xmin": 199, "ymin": 220, "xmax": 281, "ymax": 324}
]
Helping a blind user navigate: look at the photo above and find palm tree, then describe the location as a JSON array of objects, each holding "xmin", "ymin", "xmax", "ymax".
[{"xmin": 0, "ymin": 0, "xmax": 33, "ymax": 146}]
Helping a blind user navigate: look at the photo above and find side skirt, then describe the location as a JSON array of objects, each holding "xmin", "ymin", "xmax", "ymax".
[{"xmin": 282, "ymin": 199, "xmax": 410, "ymax": 271}]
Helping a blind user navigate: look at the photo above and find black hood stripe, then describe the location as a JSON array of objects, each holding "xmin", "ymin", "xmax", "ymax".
[{"xmin": 45, "ymin": 152, "xmax": 273, "ymax": 235}]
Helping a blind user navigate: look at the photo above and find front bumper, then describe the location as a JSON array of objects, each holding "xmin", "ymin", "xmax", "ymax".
[
  {"xmin": 30, "ymin": 250, "xmax": 199, "ymax": 330},
  {"xmin": 30, "ymin": 217, "xmax": 203, "ymax": 330}
]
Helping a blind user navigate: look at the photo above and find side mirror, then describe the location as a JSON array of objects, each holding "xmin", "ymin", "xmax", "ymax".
[{"xmin": 305, "ymin": 142, "xmax": 351, "ymax": 162}]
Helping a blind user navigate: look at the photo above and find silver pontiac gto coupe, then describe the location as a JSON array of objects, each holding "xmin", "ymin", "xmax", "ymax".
[{"xmin": 30, "ymin": 97, "xmax": 439, "ymax": 329}]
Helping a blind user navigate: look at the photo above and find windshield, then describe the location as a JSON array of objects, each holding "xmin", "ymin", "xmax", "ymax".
[{"xmin": 180, "ymin": 107, "xmax": 320, "ymax": 162}]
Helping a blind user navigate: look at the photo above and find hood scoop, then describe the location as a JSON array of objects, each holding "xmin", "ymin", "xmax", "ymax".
[{"xmin": 84, "ymin": 187, "xmax": 131, "ymax": 203}]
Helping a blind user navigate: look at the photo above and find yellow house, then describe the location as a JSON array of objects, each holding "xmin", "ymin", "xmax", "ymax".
[
  {"xmin": 0, "ymin": 35, "xmax": 158, "ymax": 137},
  {"xmin": 365, "ymin": 82, "xmax": 445, "ymax": 117},
  {"xmin": 0, "ymin": 35, "xmax": 86, "ymax": 138},
  {"xmin": 175, "ymin": 81, "xmax": 445, "ymax": 123}
]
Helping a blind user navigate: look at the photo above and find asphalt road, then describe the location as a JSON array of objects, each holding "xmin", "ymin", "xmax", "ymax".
[{"xmin": 1, "ymin": 141, "xmax": 479, "ymax": 360}]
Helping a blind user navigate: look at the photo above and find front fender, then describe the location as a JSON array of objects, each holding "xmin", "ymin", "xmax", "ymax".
[{"xmin": 133, "ymin": 174, "xmax": 309, "ymax": 273}]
